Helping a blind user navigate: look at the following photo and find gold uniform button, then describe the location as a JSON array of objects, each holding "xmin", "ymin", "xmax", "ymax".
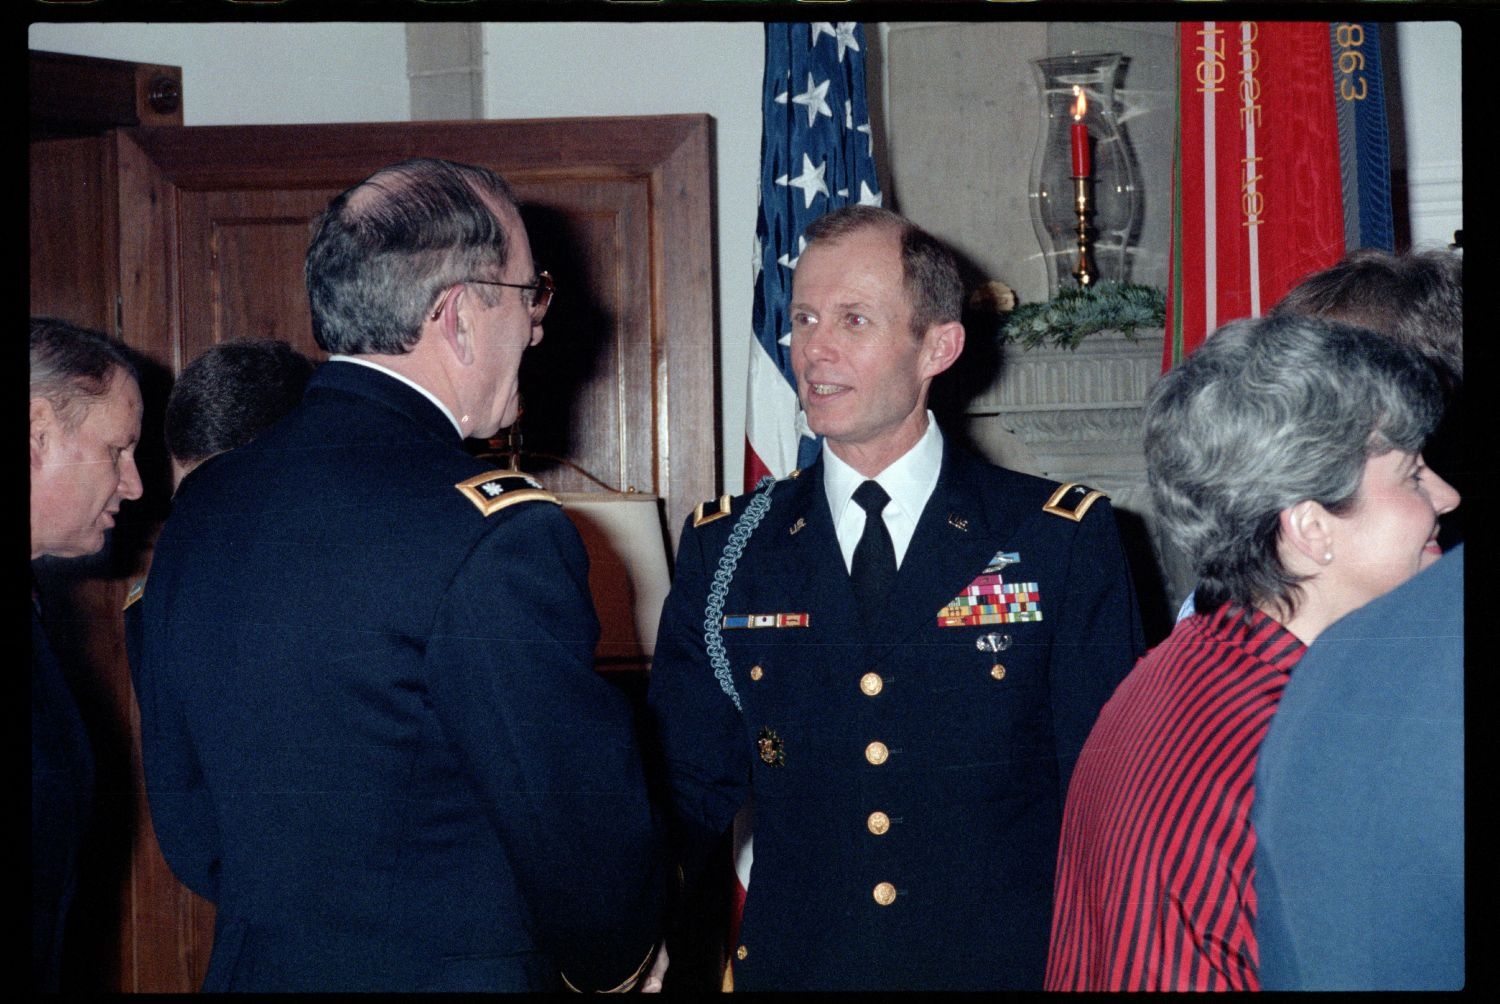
[
  {"xmin": 749, "ymin": 665, "xmax": 764, "ymax": 681},
  {"xmin": 990, "ymin": 663, "xmax": 1006, "ymax": 680},
  {"xmin": 736, "ymin": 945, "xmax": 748, "ymax": 961},
  {"xmin": 867, "ymin": 811, "xmax": 891, "ymax": 835},
  {"xmin": 859, "ymin": 672, "xmax": 883, "ymax": 696},
  {"xmin": 873, "ymin": 882, "xmax": 897, "ymax": 906},
  {"xmin": 865, "ymin": 741, "xmax": 889, "ymax": 765}
]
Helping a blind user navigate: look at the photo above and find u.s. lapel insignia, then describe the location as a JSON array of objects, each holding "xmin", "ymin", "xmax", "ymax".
[
  {"xmin": 788, "ymin": 517, "xmax": 806, "ymax": 536},
  {"xmin": 757, "ymin": 725, "xmax": 786, "ymax": 767},
  {"xmin": 947, "ymin": 513, "xmax": 969, "ymax": 531}
]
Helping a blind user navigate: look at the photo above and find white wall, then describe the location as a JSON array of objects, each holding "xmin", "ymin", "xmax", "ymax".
[
  {"xmin": 1398, "ymin": 21, "xmax": 1463, "ymax": 249},
  {"xmin": 481, "ymin": 22, "xmax": 763, "ymax": 491},
  {"xmin": 27, "ymin": 23, "xmax": 410, "ymax": 125}
]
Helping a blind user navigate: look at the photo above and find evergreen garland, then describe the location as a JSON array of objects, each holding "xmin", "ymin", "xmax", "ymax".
[{"xmin": 996, "ymin": 281, "xmax": 1167, "ymax": 351}]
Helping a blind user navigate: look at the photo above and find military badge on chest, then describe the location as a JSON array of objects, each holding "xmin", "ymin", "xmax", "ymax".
[
  {"xmin": 756, "ymin": 725, "xmax": 786, "ymax": 767},
  {"xmin": 976, "ymin": 630, "xmax": 1013, "ymax": 680}
]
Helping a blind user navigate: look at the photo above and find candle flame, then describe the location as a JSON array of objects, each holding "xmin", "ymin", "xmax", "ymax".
[{"xmin": 1071, "ymin": 86, "xmax": 1088, "ymax": 121}]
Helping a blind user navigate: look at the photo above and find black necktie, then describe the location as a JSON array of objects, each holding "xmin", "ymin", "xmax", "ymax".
[{"xmin": 850, "ymin": 480, "xmax": 896, "ymax": 625}]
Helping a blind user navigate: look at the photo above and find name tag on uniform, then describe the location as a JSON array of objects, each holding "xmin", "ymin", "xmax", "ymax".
[{"xmin": 722, "ymin": 613, "xmax": 810, "ymax": 629}]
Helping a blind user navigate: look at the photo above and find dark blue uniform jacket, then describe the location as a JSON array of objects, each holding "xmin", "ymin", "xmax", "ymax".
[
  {"xmin": 136, "ymin": 361, "xmax": 662, "ymax": 991},
  {"xmin": 32, "ymin": 600, "xmax": 94, "ymax": 992},
  {"xmin": 648, "ymin": 444, "xmax": 1143, "ymax": 990}
]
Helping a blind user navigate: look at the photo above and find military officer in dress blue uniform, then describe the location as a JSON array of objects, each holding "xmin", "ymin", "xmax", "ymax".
[
  {"xmin": 647, "ymin": 206, "xmax": 1144, "ymax": 991},
  {"xmin": 136, "ymin": 159, "xmax": 663, "ymax": 992}
]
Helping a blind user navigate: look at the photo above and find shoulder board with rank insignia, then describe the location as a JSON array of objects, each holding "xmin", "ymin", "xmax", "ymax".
[
  {"xmin": 122, "ymin": 577, "xmax": 146, "ymax": 612},
  {"xmin": 455, "ymin": 470, "xmax": 559, "ymax": 516},
  {"xmin": 693, "ymin": 494, "xmax": 733, "ymax": 528},
  {"xmin": 1042, "ymin": 482, "xmax": 1107, "ymax": 522}
]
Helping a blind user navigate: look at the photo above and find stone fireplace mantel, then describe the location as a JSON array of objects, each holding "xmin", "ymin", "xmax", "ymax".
[{"xmin": 959, "ymin": 326, "xmax": 1192, "ymax": 639}]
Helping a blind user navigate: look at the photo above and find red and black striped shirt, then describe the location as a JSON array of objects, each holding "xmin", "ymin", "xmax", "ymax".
[{"xmin": 1046, "ymin": 604, "xmax": 1304, "ymax": 991}]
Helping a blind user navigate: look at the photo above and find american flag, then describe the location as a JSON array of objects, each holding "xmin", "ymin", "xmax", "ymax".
[
  {"xmin": 729, "ymin": 25, "xmax": 882, "ymax": 968},
  {"xmin": 744, "ymin": 21, "xmax": 883, "ymax": 488}
]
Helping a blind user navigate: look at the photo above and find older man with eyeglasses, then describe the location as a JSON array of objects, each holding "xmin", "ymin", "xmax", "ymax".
[{"xmin": 135, "ymin": 158, "xmax": 663, "ymax": 992}]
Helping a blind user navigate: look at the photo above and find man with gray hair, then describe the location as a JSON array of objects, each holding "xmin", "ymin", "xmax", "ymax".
[
  {"xmin": 30, "ymin": 317, "xmax": 145, "ymax": 991},
  {"xmin": 136, "ymin": 159, "xmax": 663, "ymax": 991},
  {"xmin": 162, "ymin": 338, "xmax": 314, "ymax": 489}
]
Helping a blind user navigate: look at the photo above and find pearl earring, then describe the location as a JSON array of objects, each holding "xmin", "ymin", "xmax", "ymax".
[{"xmin": 1323, "ymin": 551, "xmax": 1333, "ymax": 563}]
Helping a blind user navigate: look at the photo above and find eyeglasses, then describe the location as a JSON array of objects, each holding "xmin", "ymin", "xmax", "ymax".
[
  {"xmin": 464, "ymin": 270, "xmax": 555, "ymax": 324},
  {"xmin": 430, "ymin": 271, "xmax": 555, "ymax": 325}
]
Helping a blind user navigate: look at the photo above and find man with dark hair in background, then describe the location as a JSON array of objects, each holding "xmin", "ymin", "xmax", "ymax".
[
  {"xmin": 1271, "ymin": 247, "xmax": 1461, "ymax": 390},
  {"xmin": 648, "ymin": 206, "xmax": 1144, "ymax": 990},
  {"xmin": 122, "ymin": 339, "xmax": 315, "ymax": 671},
  {"xmin": 136, "ymin": 159, "xmax": 663, "ymax": 992},
  {"xmin": 30, "ymin": 317, "xmax": 145, "ymax": 992},
  {"xmin": 162, "ymin": 338, "xmax": 314, "ymax": 488}
]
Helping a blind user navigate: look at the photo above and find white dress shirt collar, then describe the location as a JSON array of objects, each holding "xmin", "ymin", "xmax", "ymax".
[{"xmin": 822, "ymin": 414, "xmax": 945, "ymax": 570}]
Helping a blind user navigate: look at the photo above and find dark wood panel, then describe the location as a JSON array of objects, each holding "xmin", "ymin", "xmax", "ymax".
[
  {"xmin": 124, "ymin": 116, "xmax": 710, "ymax": 189},
  {"xmin": 29, "ymin": 136, "xmax": 118, "ymax": 329},
  {"xmin": 175, "ymin": 188, "xmax": 336, "ymax": 362},
  {"xmin": 31, "ymin": 50, "xmax": 183, "ymax": 138},
  {"xmin": 516, "ymin": 179, "xmax": 653, "ymax": 496}
]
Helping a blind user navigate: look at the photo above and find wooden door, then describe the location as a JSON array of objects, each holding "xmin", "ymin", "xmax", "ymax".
[
  {"xmin": 31, "ymin": 114, "xmax": 717, "ymax": 991},
  {"xmin": 116, "ymin": 116, "xmax": 716, "ymax": 528}
]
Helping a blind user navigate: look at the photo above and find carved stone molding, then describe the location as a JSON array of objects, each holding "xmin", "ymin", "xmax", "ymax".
[
  {"xmin": 968, "ymin": 328, "xmax": 1164, "ymax": 413},
  {"xmin": 964, "ymin": 328, "xmax": 1161, "ymax": 489}
]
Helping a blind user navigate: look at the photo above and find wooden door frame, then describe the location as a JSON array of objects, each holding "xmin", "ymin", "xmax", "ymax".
[
  {"xmin": 34, "ymin": 110, "xmax": 720, "ymax": 992},
  {"xmin": 114, "ymin": 117, "xmax": 721, "ymax": 544}
]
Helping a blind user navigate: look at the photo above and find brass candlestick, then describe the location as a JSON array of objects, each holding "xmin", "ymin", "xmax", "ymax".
[{"xmin": 1071, "ymin": 175, "xmax": 1096, "ymax": 288}]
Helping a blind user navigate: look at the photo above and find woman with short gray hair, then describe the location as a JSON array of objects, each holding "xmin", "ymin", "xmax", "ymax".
[{"xmin": 1046, "ymin": 312, "xmax": 1460, "ymax": 990}]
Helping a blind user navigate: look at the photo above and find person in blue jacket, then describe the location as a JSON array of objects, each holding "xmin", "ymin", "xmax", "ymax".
[
  {"xmin": 135, "ymin": 158, "xmax": 663, "ymax": 991},
  {"xmin": 647, "ymin": 206, "xmax": 1144, "ymax": 990},
  {"xmin": 1254, "ymin": 543, "xmax": 1464, "ymax": 989}
]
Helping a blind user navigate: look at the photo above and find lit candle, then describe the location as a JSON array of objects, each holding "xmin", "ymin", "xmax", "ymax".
[{"xmin": 1070, "ymin": 86, "xmax": 1090, "ymax": 177}]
